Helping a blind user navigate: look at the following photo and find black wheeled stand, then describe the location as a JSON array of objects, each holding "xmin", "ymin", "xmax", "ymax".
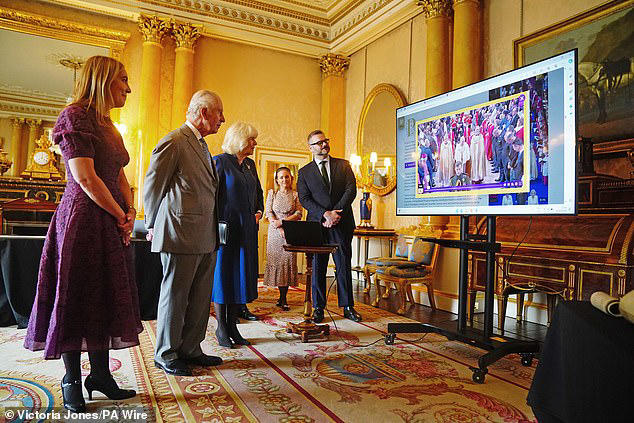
[{"xmin": 384, "ymin": 215, "xmax": 540, "ymax": 383}]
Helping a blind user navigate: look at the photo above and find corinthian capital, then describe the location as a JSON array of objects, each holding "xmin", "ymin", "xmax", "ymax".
[
  {"xmin": 417, "ymin": 0, "xmax": 453, "ymax": 19},
  {"xmin": 319, "ymin": 53, "xmax": 350, "ymax": 77},
  {"xmin": 26, "ymin": 118, "xmax": 42, "ymax": 128},
  {"xmin": 138, "ymin": 15, "xmax": 170, "ymax": 44},
  {"xmin": 11, "ymin": 117, "xmax": 25, "ymax": 127},
  {"xmin": 171, "ymin": 22, "xmax": 202, "ymax": 50}
]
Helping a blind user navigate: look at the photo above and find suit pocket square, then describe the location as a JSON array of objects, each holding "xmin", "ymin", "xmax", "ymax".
[{"xmin": 218, "ymin": 220, "xmax": 228, "ymax": 246}]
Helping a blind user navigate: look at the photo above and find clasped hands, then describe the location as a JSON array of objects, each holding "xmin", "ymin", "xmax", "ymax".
[
  {"xmin": 322, "ymin": 209, "xmax": 342, "ymax": 228},
  {"xmin": 117, "ymin": 207, "xmax": 136, "ymax": 246}
]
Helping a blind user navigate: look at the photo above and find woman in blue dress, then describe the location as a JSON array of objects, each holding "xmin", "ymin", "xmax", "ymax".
[{"xmin": 213, "ymin": 122, "xmax": 263, "ymax": 347}]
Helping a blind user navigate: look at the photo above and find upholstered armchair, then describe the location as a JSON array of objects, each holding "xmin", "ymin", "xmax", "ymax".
[
  {"xmin": 374, "ymin": 238, "xmax": 439, "ymax": 315},
  {"xmin": 362, "ymin": 235, "xmax": 416, "ymax": 295}
]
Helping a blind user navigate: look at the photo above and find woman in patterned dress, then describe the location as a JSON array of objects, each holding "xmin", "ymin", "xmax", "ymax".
[
  {"xmin": 23, "ymin": 56, "xmax": 141, "ymax": 412},
  {"xmin": 263, "ymin": 167, "xmax": 303, "ymax": 310}
]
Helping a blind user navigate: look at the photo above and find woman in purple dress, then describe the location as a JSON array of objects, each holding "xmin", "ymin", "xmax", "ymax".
[{"xmin": 23, "ymin": 56, "xmax": 142, "ymax": 412}]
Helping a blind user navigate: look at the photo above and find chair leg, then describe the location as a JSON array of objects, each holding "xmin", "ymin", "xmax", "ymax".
[
  {"xmin": 406, "ymin": 284, "xmax": 415, "ymax": 304},
  {"xmin": 382, "ymin": 282, "xmax": 392, "ymax": 299},
  {"xmin": 516, "ymin": 292, "xmax": 525, "ymax": 322},
  {"xmin": 425, "ymin": 282, "xmax": 436, "ymax": 310},
  {"xmin": 498, "ymin": 296, "xmax": 507, "ymax": 334},
  {"xmin": 363, "ymin": 266, "xmax": 372, "ymax": 294},
  {"xmin": 546, "ymin": 294, "xmax": 558, "ymax": 326},
  {"xmin": 371, "ymin": 276, "xmax": 382, "ymax": 307},
  {"xmin": 397, "ymin": 283, "xmax": 408, "ymax": 315}
]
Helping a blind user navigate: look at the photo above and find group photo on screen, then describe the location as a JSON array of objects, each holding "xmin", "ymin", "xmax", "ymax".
[{"xmin": 415, "ymin": 74, "xmax": 550, "ymax": 206}]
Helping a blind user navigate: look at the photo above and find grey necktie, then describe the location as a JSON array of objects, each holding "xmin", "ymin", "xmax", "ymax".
[
  {"xmin": 320, "ymin": 160, "xmax": 330, "ymax": 190},
  {"xmin": 199, "ymin": 138, "xmax": 213, "ymax": 170}
]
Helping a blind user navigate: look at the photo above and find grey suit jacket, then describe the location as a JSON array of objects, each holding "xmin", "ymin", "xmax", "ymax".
[{"xmin": 143, "ymin": 124, "xmax": 219, "ymax": 254}]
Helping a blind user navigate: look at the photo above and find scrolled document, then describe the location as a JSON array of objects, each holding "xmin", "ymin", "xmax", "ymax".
[{"xmin": 590, "ymin": 292, "xmax": 621, "ymax": 317}]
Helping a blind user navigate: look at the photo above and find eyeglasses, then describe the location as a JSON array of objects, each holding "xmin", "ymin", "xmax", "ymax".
[{"xmin": 309, "ymin": 138, "xmax": 330, "ymax": 146}]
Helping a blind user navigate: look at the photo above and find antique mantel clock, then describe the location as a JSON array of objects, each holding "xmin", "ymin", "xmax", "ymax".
[{"xmin": 21, "ymin": 134, "xmax": 63, "ymax": 181}]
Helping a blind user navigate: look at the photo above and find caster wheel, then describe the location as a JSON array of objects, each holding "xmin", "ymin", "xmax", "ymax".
[
  {"xmin": 385, "ymin": 333, "xmax": 395, "ymax": 345},
  {"xmin": 286, "ymin": 328, "xmax": 293, "ymax": 333},
  {"xmin": 472, "ymin": 369, "xmax": 486, "ymax": 384},
  {"xmin": 520, "ymin": 353, "xmax": 534, "ymax": 367}
]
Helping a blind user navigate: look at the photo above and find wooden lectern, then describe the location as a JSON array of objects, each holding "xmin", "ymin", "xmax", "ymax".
[{"xmin": 283, "ymin": 244, "xmax": 338, "ymax": 342}]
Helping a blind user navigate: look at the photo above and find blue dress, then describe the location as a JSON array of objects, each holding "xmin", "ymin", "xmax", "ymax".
[{"xmin": 212, "ymin": 153, "xmax": 263, "ymax": 304}]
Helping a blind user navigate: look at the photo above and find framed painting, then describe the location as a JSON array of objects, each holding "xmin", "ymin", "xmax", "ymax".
[{"xmin": 514, "ymin": 0, "xmax": 634, "ymax": 143}]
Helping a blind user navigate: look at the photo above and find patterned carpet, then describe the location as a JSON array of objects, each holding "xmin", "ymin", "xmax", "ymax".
[{"xmin": 0, "ymin": 286, "xmax": 537, "ymax": 422}]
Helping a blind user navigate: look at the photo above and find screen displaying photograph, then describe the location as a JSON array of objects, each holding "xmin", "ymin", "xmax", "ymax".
[{"xmin": 396, "ymin": 50, "xmax": 576, "ymax": 216}]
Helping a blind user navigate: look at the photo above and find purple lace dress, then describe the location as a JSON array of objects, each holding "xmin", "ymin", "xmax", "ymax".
[{"xmin": 24, "ymin": 105, "xmax": 142, "ymax": 359}]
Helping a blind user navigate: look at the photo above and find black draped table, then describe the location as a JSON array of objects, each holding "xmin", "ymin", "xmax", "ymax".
[
  {"xmin": 0, "ymin": 235, "xmax": 163, "ymax": 328},
  {"xmin": 527, "ymin": 301, "xmax": 634, "ymax": 423}
]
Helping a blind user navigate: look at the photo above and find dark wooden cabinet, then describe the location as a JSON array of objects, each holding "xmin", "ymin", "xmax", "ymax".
[
  {"xmin": 0, "ymin": 198, "xmax": 58, "ymax": 235},
  {"xmin": 0, "ymin": 177, "xmax": 65, "ymax": 204},
  {"xmin": 468, "ymin": 214, "xmax": 634, "ymax": 330}
]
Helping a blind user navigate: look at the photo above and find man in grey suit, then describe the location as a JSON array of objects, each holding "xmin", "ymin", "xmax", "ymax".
[{"xmin": 144, "ymin": 90, "xmax": 225, "ymax": 376}]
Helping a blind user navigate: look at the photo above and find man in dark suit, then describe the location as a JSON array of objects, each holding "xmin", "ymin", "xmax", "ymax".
[
  {"xmin": 297, "ymin": 130, "xmax": 362, "ymax": 323},
  {"xmin": 144, "ymin": 90, "xmax": 224, "ymax": 376}
]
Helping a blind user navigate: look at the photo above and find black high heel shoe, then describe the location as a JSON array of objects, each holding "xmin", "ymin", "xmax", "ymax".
[
  {"xmin": 215, "ymin": 329, "xmax": 234, "ymax": 348},
  {"xmin": 61, "ymin": 379, "xmax": 86, "ymax": 412},
  {"xmin": 228, "ymin": 323, "xmax": 251, "ymax": 346},
  {"xmin": 84, "ymin": 374, "xmax": 136, "ymax": 401}
]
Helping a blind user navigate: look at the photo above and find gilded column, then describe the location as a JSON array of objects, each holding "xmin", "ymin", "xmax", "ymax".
[
  {"xmin": 420, "ymin": 0, "xmax": 453, "ymax": 98},
  {"xmin": 9, "ymin": 118, "xmax": 24, "ymax": 177},
  {"xmin": 447, "ymin": 0, "xmax": 482, "ymax": 234},
  {"xmin": 25, "ymin": 118, "xmax": 42, "ymax": 173},
  {"xmin": 171, "ymin": 22, "xmax": 202, "ymax": 128},
  {"xmin": 319, "ymin": 53, "xmax": 350, "ymax": 159},
  {"xmin": 137, "ymin": 15, "xmax": 170, "ymax": 212},
  {"xmin": 453, "ymin": 0, "xmax": 482, "ymax": 89},
  {"xmin": 419, "ymin": 0, "xmax": 453, "ymax": 234}
]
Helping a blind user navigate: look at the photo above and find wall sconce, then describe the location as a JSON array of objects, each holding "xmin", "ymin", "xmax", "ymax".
[{"xmin": 350, "ymin": 152, "xmax": 396, "ymax": 196}]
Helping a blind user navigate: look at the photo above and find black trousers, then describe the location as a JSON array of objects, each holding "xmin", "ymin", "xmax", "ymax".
[{"xmin": 311, "ymin": 226, "xmax": 353, "ymax": 308}]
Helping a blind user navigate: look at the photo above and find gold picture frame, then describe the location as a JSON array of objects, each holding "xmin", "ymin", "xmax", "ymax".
[{"xmin": 514, "ymin": 0, "xmax": 634, "ymax": 144}]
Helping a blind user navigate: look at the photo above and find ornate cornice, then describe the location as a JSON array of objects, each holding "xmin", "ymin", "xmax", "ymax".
[
  {"xmin": 171, "ymin": 22, "xmax": 202, "ymax": 50},
  {"xmin": 136, "ymin": 1, "xmax": 329, "ymax": 42},
  {"xmin": 138, "ymin": 15, "xmax": 171, "ymax": 44},
  {"xmin": 319, "ymin": 53, "xmax": 350, "ymax": 77},
  {"xmin": 23, "ymin": 0, "xmax": 422, "ymax": 57},
  {"xmin": 141, "ymin": 0, "xmax": 329, "ymax": 25},
  {"xmin": 0, "ymin": 6, "xmax": 129, "ymax": 52},
  {"xmin": 417, "ymin": 0, "xmax": 453, "ymax": 19},
  {"xmin": 331, "ymin": 0, "xmax": 396, "ymax": 41},
  {"xmin": 0, "ymin": 86, "xmax": 67, "ymax": 120}
]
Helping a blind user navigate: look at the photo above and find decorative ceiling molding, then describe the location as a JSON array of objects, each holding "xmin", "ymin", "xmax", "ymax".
[
  {"xmin": 0, "ymin": 86, "xmax": 67, "ymax": 120},
  {"xmin": 330, "ymin": 1, "xmax": 420, "ymax": 55},
  {"xmin": 0, "ymin": 6, "xmax": 129, "ymax": 54},
  {"xmin": 36, "ymin": 0, "xmax": 426, "ymax": 57}
]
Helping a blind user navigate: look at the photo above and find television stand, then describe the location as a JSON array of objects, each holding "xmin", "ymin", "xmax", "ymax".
[{"xmin": 384, "ymin": 216, "xmax": 540, "ymax": 383}]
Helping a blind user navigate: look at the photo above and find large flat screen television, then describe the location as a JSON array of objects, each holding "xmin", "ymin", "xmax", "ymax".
[{"xmin": 396, "ymin": 49, "xmax": 577, "ymax": 216}]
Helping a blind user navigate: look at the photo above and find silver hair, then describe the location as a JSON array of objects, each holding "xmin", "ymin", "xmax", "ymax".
[
  {"xmin": 186, "ymin": 90, "xmax": 219, "ymax": 120},
  {"xmin": 222, "ymin": 121, "xmax": 258, "ymax": 155}
]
